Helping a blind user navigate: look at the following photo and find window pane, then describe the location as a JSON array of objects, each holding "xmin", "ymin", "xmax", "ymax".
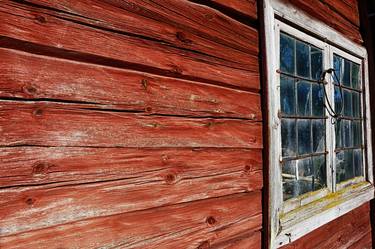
[
  {"xmin": 354, "ymin": 149, "xmax": 363, "ymax": 177},
  {"xmin": 282, "ymin": 119, "xmax": 297, "ymax": 157},
  {"xmin": 343, "ymin": 60, "xmax": 351, "ymax": 87},
  {"xmin": 312, "ymin": 120, "xmax": 325, "ymax": 153},
  {"xmin": 311, "ymin": 47, "xmax": 323, "ymax": 80},
  {"xmin": 280, "ymin": 76, "xmax": 295, "ymax": 115},
  {"xmin": 343, "ymin": 90, "xmax": 352, "ymax": 117},
  {"xmin": 298, "ymin": 119, "xmax": 312, "ymax": 155},
  {"xmin": 353, "ymin": 121, "xmax": 362, "ymax": 147},
  {"xmin": 283, "ymin": 160, "xmax": 297, "ymax": 200},
  {"xmin": 297, "ymin": 81, "xmax": 311, "ymax": 116},
  {"xmin": 334, "ymin": 86, "xmax": 343, "ymax": 114},
  {"xmin": 296, "ymin": 41, "xmax": 310, "ymax": 78},
  {"xmin": 333, "ymin": 55, "xmax": 342, "ymax": 83},
  {"xmin": 297, "ymin": 157, "xmax": 313, "ymax": 195},
  {"xmin": 280, "ymin": 33, "xmax": 295, "ymax": 74},
  {"xmin": 336, "ymin": 150, "xmax": 354, "ymax": 183},
  {"xmin": 342, "ymin": 120, "xmax": 352, "ymax": 148},
  {"xmin": 336, "ymin": 119, "xmax": 342, "ymax": 148},
  {"xmin": 352, "ymin": 63, "xmax": 360, "ymax": 89},
  {"xmin": 313, "ymin": 155, "xmax": 326, "ymax": 190},
  {"xmin": 312, "ymin": 84, "xmax": 324, "ymax": 116},
  {"xmin": 352, "ymin": 92, "xmax": 361, "ymax": 118}
]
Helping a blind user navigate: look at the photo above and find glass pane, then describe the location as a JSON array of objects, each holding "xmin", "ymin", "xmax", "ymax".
[
  {"xmin": 297, "ymin": 81, "xmax": 311, "ymax": 116},
  {"xmin": 280, "ymin": 76, "xmax": 295, "ymax": 115},
  {"xmin": 297, "ymin": 157, "xmax": 313, "ymax": 195},
  {"xmin": 352, "ymin": 63, "xmax": 360, "ymax": 89},
  {"xmin": 333, "ymin": 55, "xmax": 342, "ymax": 83},
  {"xmin": 312, "ymin": 119, "xmax": 325, "ymax": 153},
  {"xmin": 280, "ymin": 33, "xmax": 295, "ymax": 74},
  {"xmin": 336, "ymin": 119, "xmax": 342, "ymax": 148},
  {"xmin": 296, "ymin": 41, "xmax": 310, "ymax": 78},
  {"xmin": 313, "ymin": 155, "xmax": 326, "ymax": 191},
  {"xmin": 281, "ymin": 119, "xmax": 297, "ymax": 157},
  {"xmin": 312, "ymin": 84, "xmax": 324, "ymax": 116},
  {"xmin": 343, "ymin": 60, "xmax": 351, "ymax": 87},
  {"xmin": 352, "ymin": 92, "xmax": 361, "ymax": 118},
  {"xmin": 354, "ymin": 149, "xmax": 363, "ymax": 177},
  {"xmin": 343, "ymin": 120, "xmax": 352, "ymax": 148},
  {"xmin": 311, "ymin": 47, "xmax": 323, "ymax": 80},
  {"xmin": 336, "ymin": 150, "xmax": 354, "ymax": 183},
  {"xmin": 343, "ymin": 90, "xmax": 352, "ymax": 117},
  {"xmin": 353, "ymin": 121, "xmax": 362, "ymax": 147},
  {"xmin": 298, "ymin": 119, "xmax": 312, "ymax": 155},
  {"xmin": 334, "ymin": 86, "xmax": 343, "ymax": 114},
  {"xmin": 282, "ymin": 160, "xmax": 297, "ymax": 201}
]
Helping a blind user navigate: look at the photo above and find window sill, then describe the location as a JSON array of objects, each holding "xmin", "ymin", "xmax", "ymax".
[{"xmin": 276, "ymin": 182, "xmax": 374, "ymax": 248}]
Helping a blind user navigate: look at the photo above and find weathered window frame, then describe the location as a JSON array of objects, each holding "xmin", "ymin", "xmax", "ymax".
[{"xmin": 264, "ymin": 0, "xmax": 374, "ymax": 248}]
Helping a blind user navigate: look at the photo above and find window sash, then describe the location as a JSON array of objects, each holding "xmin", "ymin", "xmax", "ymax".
[{"xmin": 275, "ymin": 20, "xmax": 367, "ymax": 212}]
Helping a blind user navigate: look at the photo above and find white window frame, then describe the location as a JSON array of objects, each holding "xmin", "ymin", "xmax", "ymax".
[{"xmin": 264, "ymin": 0, "xmax": 374, "ymax": 248}]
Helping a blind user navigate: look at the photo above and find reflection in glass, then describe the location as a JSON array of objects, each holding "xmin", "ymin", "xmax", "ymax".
[
  {"xmin": 343, "ymin": 90, "xmax": 352, "ymax": 117},
  {"xmin": 352, "ymin": 92, "xmax": 361, "ymax": 118},
  {"xmin": 336, "ymin": 119, "xmax": 342, "ymax": 148},
  {"xmin": 281, "ymin": 119, "xmax": 296, "ymax": 157},
  {"xmin": 298, "ymin": 119, "xmax": 312, "ymax": 155},
  {"xmin": 312, "ymin": 120, "xmax": 325, "ymax": 153},
  {"xmin": 311, "ymin": 47, "xmax": 323, "ymax": 80},
  {"xmin": 333, "ymin": 55, "xmax": 342, "ymax": 83},
  {"xmin": 280, "ymin": 33, "xmax": 295, "ymax": 74},
  {"xmin": 312, "ymin": 84, "xmax": 324, "ymax": 116},
  {"xmin": 283, "ymin": 160, "xmax": 297, "ymax": 200},
  {"xmin": 313, "ymin": 155, "xmax": 326, "ymax": 190},
  {"xmin": 297, "ymin": 81, "xmax": 311, "ymax": 116},
  {"xmin": 343, "ymin": 60, "xmax": 351, "ymax": 87},
  {"xmin": 353, "ymin": 121, "xmax": 362, "ymax": 147},
  {"xmin": 352, "ymin": 63, "xmax": 360, "ymax": 89},
  {"xmin": 342, "ymin": 120, "xmax": 352, "ymax": 148},
  {"xmin": 354, "ymin": 149, "xmax": 363, "ymax": 177},
  {"xmin": 334, "ymin": 86, "xmax": 343, "ymax": 113},
  {"xmin": 296, "ymin": 41, "xmax": 310, "ymax": 78},
  {"xmin": 297, "ymin": 158, "xmax": 313, "ymax": 195},
  {"xmin": 280, "ymin": 76, "xmax": 295, "ymax": 115}
]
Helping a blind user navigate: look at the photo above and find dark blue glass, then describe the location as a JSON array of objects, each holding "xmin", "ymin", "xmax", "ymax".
[
  {"xmin": 296, "ymin": 41, "xmax": 310, "ymax": 78},
  {"xmin": 280, "ymin": 33, "xmax": 295, "ymax": 74},
  {"xmin": 298, "ymin": 119, "xmax": 312, "ymax": 155},
  {"xmin": 311, "ymin": 47, "xmax": 323, "ymax": 80},
  {"xmin": 312, "ymin": 84, "xmax": 324, "ymax": 116},
  {"xmin": 280, "ymin": 76, "xmax": 295, "ymax": 115},
  {"xmin": 297, "ymin": 81, "xmax": 311, "ymax": 116}
]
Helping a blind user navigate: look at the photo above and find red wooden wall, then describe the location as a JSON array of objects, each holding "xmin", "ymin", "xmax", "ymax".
[
  {"xmin": 0, "ymin": 0, "xmax": 263, "ymax": 248},
  {"xmin": 280, "ymin": 0, "xmax": 373, "ymax": 248}
]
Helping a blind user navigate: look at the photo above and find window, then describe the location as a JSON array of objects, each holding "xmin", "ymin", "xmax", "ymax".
[{"xmin": 265, "ymin": 1, "xmax": 374, "ymax": 248}]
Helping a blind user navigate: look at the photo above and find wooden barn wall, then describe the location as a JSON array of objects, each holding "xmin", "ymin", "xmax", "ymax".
[
  {"xmin": 280, "ymin": 0, "xmax": 373, "ymax": 248},
  {"xmin": 0, "ymin": 0, "xmax": 263, "ymax": 248}
]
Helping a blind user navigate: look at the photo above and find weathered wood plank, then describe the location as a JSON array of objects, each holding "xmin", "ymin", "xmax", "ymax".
[
  {"xmin": 0, "ymin": 146, "xmax": 262, "ymax": 188},
  {"xmin": 288, "ymin": 0, "xmax": 362, "ymax": 43},
  {"xmin": 0, "ymin": 48, "xmax": 261, "ymax": 119},
  {"xmin": 0, "ymin": 150, "xmax": 262, "ymax": 236},
  {"xmin": 207, "ymin": 0, "xmax": 258, "ymax": 20},
  {"xmin": 214, "ymin": 230, "xmax": 262, "ymax": 249},
  {"xmin": 0, "ymin": 1, "xmax": 259, "ymax": 89},
  {"xmin": 22, "ymin": 0, "xmax": 259, "ymax": 60},
  {"xmin": 281, "ymin": 203, "xmax": 371, "ymax": 249},
  {"xmin": 0, "ymin": 101, "xmax": 262, "ymax": 148},
  {"xmin": 0, "ymin": 192, "xmax": 262, "ymax": 249},
  {"xmin": 347, "ymin": 231, "xmax": 372, "ymax": 249},
  {"xmin": 320, "ymin": 0, "xmax": 360, "ymax": 26}
]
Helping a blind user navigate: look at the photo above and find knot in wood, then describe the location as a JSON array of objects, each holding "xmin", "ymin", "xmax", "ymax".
[
  {"xmin": 24, "ymin": 85, "xmax": 37, "ymax": 95},
  {"xmin": 35, "ymin": 15, "xmax": 47, "ymax": 23},
  {"xmin": 164, "ymin": 174, "xmax": 176, "ymax": 184},
  {"xmin": 206, "ymin": 216, "xmax": 216, "ymax": 225},
  {"xmin": 197, "ymin": 241, "xmax": 210, "ymax": 249},
  {"xmin": 145, "ymin": 106, "xmax": 152, "ymax": 113},
  {"xmin": 25, "ymin": 197, "xmax": 35, "ymax": 206},
  {"xmin": 33, "ymin": 108, "xmax": 44, "ymax": 116},
  {"xmin": 170, "ymin": 65, "xmax": 183, "ymax": 75},
  {"xmin": 32, "ymin": 162, "xmax": 50, "ymax": 175},
  {"xmin": 141, "ymin": 79, "xmax": 148, "ymax": 90},
  {"xmin": 244, "ymin": 165, "xmax": 252, "ymax": 172},
  {"xmin": 176, "ymin": 32, "xmax": 192, "ymax": 44}
]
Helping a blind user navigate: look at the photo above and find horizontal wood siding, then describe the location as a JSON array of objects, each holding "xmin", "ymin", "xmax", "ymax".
[
  {"xmin": 0, "ymin": 0, "xmax": 262, "ymax": 248},
  {"xmin": 287, "ymin": 0, "xmax": 363, "ymax": 43}
]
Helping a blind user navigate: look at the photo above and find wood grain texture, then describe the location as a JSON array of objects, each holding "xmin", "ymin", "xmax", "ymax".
[
  {"xmin": 213, "ymin": 231, "xmax": 262, "ymax": 249},
  {"xmin": 320, "ymin": 0, "xmax": 360, "ymax": 26},
  {"xmin": 22, "ymin": 0, "xmax": 259, "ymax": 59},
  {"xmin": 280, "ymin": 203, "xmax": 372, "ymax": 249},
  {"xmin": 0, "ymin": 146, "xmax": 262, "ymax": 188},
  {"xmin": 0, "ymin": 101, "xmax": 262, "ymax": 148},
  {"xmin": 0, "ymin": 48, "xmax": 261, "ymax": 119},
  {"xmin": 288, "ymin": 0, "xmax": 362, "ymax": 43},
  {"xmin": 0, "ymin": 1, "xmax": 259, "ymax": 89},
  {"xmin": 0, "ymin": 149, "xmax": 262, "ymax": 236},
  {"xmin": 0, "ymin": 192, "xmax": 262, "ymax": 249},
  {"xmin": 207, "ymin": 0, "xmax": 258, "ymax": 20}
]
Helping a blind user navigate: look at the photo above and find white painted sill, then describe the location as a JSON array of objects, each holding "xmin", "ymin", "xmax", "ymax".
[{"xmin": 276, "ymin": 182, "xmax": 374, "ymax": 248}]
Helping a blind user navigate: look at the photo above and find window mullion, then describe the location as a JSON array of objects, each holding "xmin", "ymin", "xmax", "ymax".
[{"xmin": 325, "ymin": 44, "xmax": 335, "ymax": 192}]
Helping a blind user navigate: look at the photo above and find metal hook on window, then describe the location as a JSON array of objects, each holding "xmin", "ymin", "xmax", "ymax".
[{"xmin": 318, "ymin": 68, "xmax": 343, "ymax": 124}]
